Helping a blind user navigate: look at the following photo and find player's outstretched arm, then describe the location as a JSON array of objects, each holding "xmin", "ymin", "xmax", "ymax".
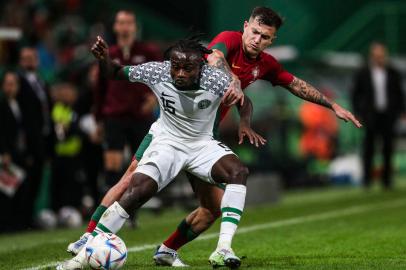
[
  {"xmin": 236, "ymin": 95, "xmax": 267, "ymax": 147},
  {"xmin": 207, "ymin": 49, "xmax": 244, "ymax": 106},
  {"xmin": 285, "ymin": 76, "xmax": 362, "ymax": 128},
  {"xmin": 91, "ymin": 36, "xmax": 127, "ymax": 80}
]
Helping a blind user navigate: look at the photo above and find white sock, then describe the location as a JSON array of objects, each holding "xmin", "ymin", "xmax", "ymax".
[
  {"xmin": 93, "ymin": 201, "xmax": 129, "ymax": 236},
  {"xmin": 217, "ymin": 184, "xmax": 246, "ymax": 250},
  {"xmin": 159, "ymin": 243, "xmax": 175, "ymax": 252}
]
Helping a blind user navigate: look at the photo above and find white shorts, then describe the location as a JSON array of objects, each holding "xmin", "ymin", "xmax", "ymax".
[{"xmin": 135, "ymin": 133, "xmax": 236, "ymax": 191}]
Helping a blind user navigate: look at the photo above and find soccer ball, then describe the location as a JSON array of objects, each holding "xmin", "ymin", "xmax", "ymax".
[{"xmin": 85, "ymin": 232, "xmax": 127, "ymax": 270}]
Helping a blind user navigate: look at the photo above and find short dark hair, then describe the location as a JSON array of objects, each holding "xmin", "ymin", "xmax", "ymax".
[
  {"xmin": 164, "ymin": 35, "xmax": 213, "ymax": 61},
  {"xmin": 250, "ymin": 6, "xmax": 283, "ymax": 29}
]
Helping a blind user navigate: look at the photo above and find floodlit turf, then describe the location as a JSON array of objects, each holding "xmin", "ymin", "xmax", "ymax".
[{"xmin": 2, "ymin": 182, "xmax": 406, "ymax": 270}]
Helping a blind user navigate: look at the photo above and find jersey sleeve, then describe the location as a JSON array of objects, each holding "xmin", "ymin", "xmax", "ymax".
[
  {"xmin": 200, "ymin": 65, "xmax": 232, "ymax": 97},
  {"xmin": 207, "ymin": 31, "xmax": 241, "ymax": 58},
  {"xmin": 123, "ymin": 61, "xmax": 170, "ymax": 87},
  {"xmin": 263, "ymin": 55, "xmax": 294, "ymax": 86}
]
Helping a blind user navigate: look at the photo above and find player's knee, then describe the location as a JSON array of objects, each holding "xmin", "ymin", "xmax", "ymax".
[
  {"xmin": 119, "ymin": 173, "xmax": 157, "ymax": 213},
  {"xmin": 227, "ymin": 164, "xmax": 249, "ymax": 185}
]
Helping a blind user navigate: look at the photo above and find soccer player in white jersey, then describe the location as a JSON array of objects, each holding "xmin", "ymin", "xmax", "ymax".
[{"xmin": 57, "ymin": 36, "xmax": 250, "ymax": 270}]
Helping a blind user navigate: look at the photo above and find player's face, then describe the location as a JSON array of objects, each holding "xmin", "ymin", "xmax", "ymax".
[
  {"xmin": 2, "ymin": 72, "xmax": 19, "ymax": 98},
  {"xmin": 242, "ymin": 17, "xmax": 277, "ymax": 58},
  {"xmin": 114, "ymin": 11, "xmax": 136, "ymax": 40},
  {"xmin": 170, "ymin": 51, "xmax": 201, "ymax": 90}
]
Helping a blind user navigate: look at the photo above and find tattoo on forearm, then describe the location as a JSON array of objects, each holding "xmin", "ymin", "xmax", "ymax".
[
  {"xmin": 213, "ymin": 57, "xmax": 232, "ymax": 73},
  {"xmin": 287, "ymin": 77, "xmax": 333, "ymax": 108},
  {"xmin": 213, "ymin": 57, "xmax": 242, "ymax": 90}
]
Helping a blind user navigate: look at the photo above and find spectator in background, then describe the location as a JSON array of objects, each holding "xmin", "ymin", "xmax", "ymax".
[
  {"xmin": 352, "ymin": 42, "xmax": 405, "ymax": 189},
  {"xmin": 16, "ymin": 47, "xmax": 52, "ymax": 228},
  {"xmin": 93, "ymin": 10, "xmax": 161, "ymax": 226},
  {"xmin": 75, "ymin": 63, "xmax": 104, "ymax": 211},
  {"xmin": 0, "ymin": 71, "xmax": 29, "ymax": 231},
  {"xmin": 50, "ymin": 83, "xmax": 84, "ymax": 211}
]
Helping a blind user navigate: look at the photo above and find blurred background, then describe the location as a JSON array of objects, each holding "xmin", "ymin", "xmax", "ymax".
[{"xmin": 0, "ymin": 0, "xmax": 405, "ymax": 232}]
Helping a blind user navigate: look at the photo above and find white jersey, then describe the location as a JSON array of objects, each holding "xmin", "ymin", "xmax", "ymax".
[{"xmin": 124, "ymin": 61, "xmax": 231, "ymax": 141}]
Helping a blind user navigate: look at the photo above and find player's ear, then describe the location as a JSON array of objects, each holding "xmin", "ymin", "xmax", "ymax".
[{"xmin": 243, "ymin": 21, "xmax": 249, "ymax": 30}]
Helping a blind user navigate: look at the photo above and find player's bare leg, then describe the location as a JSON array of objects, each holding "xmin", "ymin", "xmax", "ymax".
[
  {"xmin": 208, "ymin": 154, "xmax": 248, "ymax": 269},
  {"xmin": 154, "ymin": 178, "xmax": 223, "ymax": 267},
  {"xmin": 66, "ymin": 159, "xmax": 138, "ymax": 255}
]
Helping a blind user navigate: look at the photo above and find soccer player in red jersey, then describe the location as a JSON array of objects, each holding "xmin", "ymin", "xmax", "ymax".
[
  {"xmin": 65, "ymin": 6, "xmax": 361, "ymax": 269},
  {"xmin": 153, "ymin": 6, "xmax": 360, "ymax": 267}
]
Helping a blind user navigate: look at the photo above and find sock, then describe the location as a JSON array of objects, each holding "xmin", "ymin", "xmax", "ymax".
[
  {"xmin": 217, "ymin": 184, "xmax": 246, "ymax": 250},
  {"xmin": 92, "ymin": 201, "xmax": 129, "ymax": 237},
  {"xmin": 86, "ymin": 205, "xmax": 108, "ymax": 233},
  {"xmin": 163, "ymin": 219, "xmax": 199, "ymax": 250}
]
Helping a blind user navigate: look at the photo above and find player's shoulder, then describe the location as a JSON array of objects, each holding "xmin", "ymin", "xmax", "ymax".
[
  {"xmin": 259, "ymin": 50, "xmax": 284, "ymax": 70},
  {"xmin": 200, "ymin": 64, "xmax": 231, "ymax": 96},
  {"xmin": 128, "ymin": 61, "xmax": 170, "ymax": 84},
  {"xmin": 215, "ymin": 31, "xmax": 242, "ymax": 41},
  {"xmin": 260, "ymin": 50, "xmax": 279, "ymax": 63}
]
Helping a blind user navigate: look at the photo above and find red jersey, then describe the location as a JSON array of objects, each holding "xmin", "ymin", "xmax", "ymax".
[
  {"xmin": 208, "ymin": 31, "xmax": 294, "ymax": 120},
  {"xmin": 95, "ymin": 41, "xmax": 162, "ymax": 121}
]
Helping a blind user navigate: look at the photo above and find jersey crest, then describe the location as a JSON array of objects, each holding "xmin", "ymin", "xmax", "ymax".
[
  {"xmin": 252, "ymin": 66, "xmax": 260, "ymax": 80},
  {"xmin": 198, "ymin": 99, "xmax": 212, "ymax": 109}
]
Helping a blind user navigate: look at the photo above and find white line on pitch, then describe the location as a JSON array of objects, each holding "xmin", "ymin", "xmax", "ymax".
[{"xmin": 21, "ymin": 198, "xmax": 406, "ymax": 270}]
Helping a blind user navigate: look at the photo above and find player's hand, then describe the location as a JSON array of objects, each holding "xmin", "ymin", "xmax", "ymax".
[
  {"xmin": 332, "ymin": 103, "xmax": 362, "ymax": 128},
  {"xmin": 91, "ymin": 36, "xmax": 109, "ymax": 61},
  {"xmin": 238, "ymin": 124, "xmax": 267, "ymax": 147},
  {"xmin": 222, "ymin": 76, "xmax": 244, "ymax": 107}
]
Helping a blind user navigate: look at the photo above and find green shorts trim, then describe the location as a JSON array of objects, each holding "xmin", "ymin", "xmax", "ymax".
[{"xmin": 134, "ymin": 133, "xmax": 153, "ymax": 161}]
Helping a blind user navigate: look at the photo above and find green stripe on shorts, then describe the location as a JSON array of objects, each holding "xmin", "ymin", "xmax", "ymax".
[{"xmin": 134, "ymin": 133, "xmax": 153, "ymax": 161}]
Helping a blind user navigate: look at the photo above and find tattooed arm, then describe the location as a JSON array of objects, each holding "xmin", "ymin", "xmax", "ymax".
[
  {"xmin": 285, "ymin": 76, "xmax": 362, "ymax": 128},
  {"xmin": 286, "ymin": 77, "xmax": 333, "ymax": 108},
  {"xmin": 207, "ymin": 49, "xmax": 244, "ymax": 106}
]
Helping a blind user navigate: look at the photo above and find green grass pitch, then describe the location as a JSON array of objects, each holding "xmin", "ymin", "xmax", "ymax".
[{"xmin": 1, "ymin": 182, "xmax": 406, "ymax": 270}]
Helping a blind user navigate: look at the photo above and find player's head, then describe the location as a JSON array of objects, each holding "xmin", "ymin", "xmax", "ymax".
[
  {"xmin": 1, "ymin": 71, "xmax": 19, "ymax": 98},
  {"xmin": 369, "ymin": 41, "xmax": 387, "ymax": 67},
  {"xmin": 165, "ymin": 37, "xmax": 212, "ymax": 90},
  {"xmin": 19, "ymin": 47, "xmax": 39, "ymax": 71},
  {"xmin": 242, "ymin": 7, "xmax": 283, "ymax": 59},
  {"xmin": 114, "ymin": 10, "xmax": 136, "ymax": 41}
]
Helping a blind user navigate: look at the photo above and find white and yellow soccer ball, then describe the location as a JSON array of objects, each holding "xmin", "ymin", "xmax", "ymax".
[{"xmin": 85, "ymin": 232, "xmax": 127, "ymax": 270}]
